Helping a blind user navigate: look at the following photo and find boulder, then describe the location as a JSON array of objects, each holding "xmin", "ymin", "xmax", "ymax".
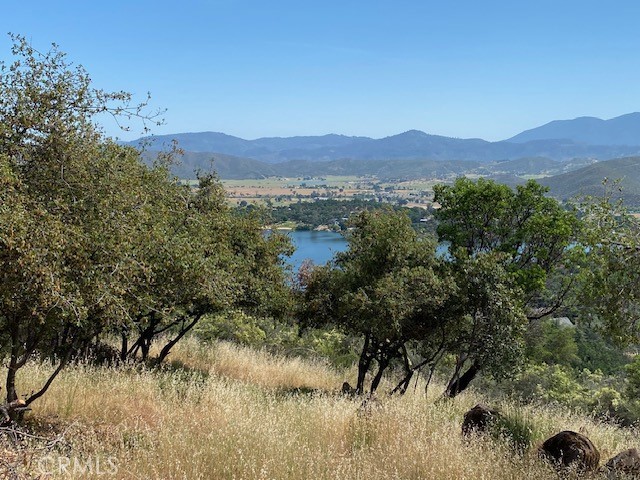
[
  {"xmin": 461, "ymin": 404, "xmax": 500, "ymax": 435},
  {"xmin": 539, "ymin": 430, "xmax": 600, "ymax": 472},
  {"xmin": 604, "ymin": 448, "xmax": 640, "ymax": 476}
]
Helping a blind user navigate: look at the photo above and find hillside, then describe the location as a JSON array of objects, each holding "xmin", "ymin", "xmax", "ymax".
[
  {"xmin": 6, "ymin": 338, "xmax": 638, "ymax": 479},
  {"xmin": 144, "ymin": 150, "xmax": 480, "ymax": 179},
  {"xmin": 269, "ymin": 157, "xmax": 479, "ymax": 179},
  {"xmin": 540, "ymin": 156, "xmax": 640, "ymax": 205},
  {"xmin": 507, "ymin": 112, "xmax": 640, "ymax": 146},
  {"xmin": 141, "ymin": 151, "xmax": 279, "ymax": 179},
  {"xmin": 472, "ymin": 157, "xmax": 598, "ymax": 176}
]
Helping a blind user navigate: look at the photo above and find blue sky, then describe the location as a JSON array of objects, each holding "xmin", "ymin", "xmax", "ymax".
[{"xmin": 3, "ymin": 1, "xmax": 640, "ymax": 141}]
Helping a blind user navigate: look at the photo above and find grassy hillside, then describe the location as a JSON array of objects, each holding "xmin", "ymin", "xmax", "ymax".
[
  {"xmin": 144, "ymin": 150, "xmax": 480, "ymax": 180},
  {"xmin": 4, "ymin": 339, "xmax": 638, "ymax": 479},
  {"xmin": 541, "ymin": 156, "xmax": 640, "ymax": 206},
  {"xmin": 141, "ymin": 151, "xmax": 279, "ymax": 179}
]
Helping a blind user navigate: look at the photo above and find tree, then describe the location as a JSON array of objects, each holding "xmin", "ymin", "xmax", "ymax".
[
  {"xmin": 0, "ymin": 35, "xmax": 167, "ymax": 407},
  {"xmin": 299, "ymin": 209, "xmax": 528, "ymax": 397},
  {"xmin": 117, "ymin": 177, "xmax": 293, "ymax": 365},
  {"xmin": 0, "ymin": 36, "xmax": 291, "ymax": 412},
  {"xmin": 573, "ymin": 187, "xmax": 640, "ymax": 346},
  {"xmin": 433, "ymin": 178, "xmax": 582, "ymax": 396},
  {"xmin": 299, "ymin": 210, "xmax": 454, "ymax": 394},
  {"xmin": 441, "ymin": 252, "xmax": 527, "ymax": 397}
]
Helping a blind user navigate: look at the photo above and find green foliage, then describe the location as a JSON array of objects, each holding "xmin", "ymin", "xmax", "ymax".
[
  {"xmin": 301, "ymin": 208, "xmax": 529, "ymax": 395},
  {"xmin": 268, "ymin": 198, "xmax": 432, "ymax": 232},
  {"xmin": 194, "ymin": 309, "xmax": 358, "ymax": 369},
  {"xmin": 492, "ymin": 408, "xmax": 538, "ymax": 453},
  {"xmin": 195, "ymin": 310, "xmax": 268, "ymax": 347},
  {"xmin": 432, "ymin": 178, "xmax": 582, "ymax": 396},
  {"xmin": 0, "ymin": 36, "xmax": 291, "ymax": 406},
  {"xmin": 302, "ymin": 209, "xmax": 450, "ymax": 338},
  {"xmin": 448, "ymin": 252, "xmax": 528, "ymax": 382},
  {"xmin": 525, "ymin": 319, "xmax": 627, "ymax": 376},
  {"xmin": 525, "ymin": 320, "xmax": 580, "ymax": 368},
  {"xmin": 625, "ymin": 355, "xmax": 640, "ymax": 400},
  {"xmin": 485, "ymin": 362, "xmax": 630, "ymax": 421},
  {"xmin": 574, "ymin": 189, "xmax": 640, "ymax": 346},
  {"xmin": 512, "ymin": 364, "xmax": 588, "ymax": 406},
  {"xmin": 434, "ymin": 178, "xmax": 581, "ymax": 299},
  {"xmin": 574, "ymin": 326, "xmax": 628, "ymax": 374},
  {"xmin": 300, "ymin": 210, "xmax": 454, "ymax": 392}
]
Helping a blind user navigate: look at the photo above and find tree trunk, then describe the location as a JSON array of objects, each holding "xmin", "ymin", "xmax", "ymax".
[
  {"xmin": 155, "ymin": 314, "xmax": 202, "ymax": 365},
  {"xmin": 445, "ymin": 361, "xmax": 481, "ymax": 398},
  {"xmin": 356, "ymin": 333, "xmax": 373, "ymax": 395},
  {"xmin": 6, "ymin": 361, "xmax": 18, "ymax": 404},
  {"xmin": 120, "ymin": 330, "xmax": 128, "ymax": 362},
  {"xmin": 370, "ymin": 357, "xmax": 389, "ymax": 394},
  {"xmin": 140, "ymin": 337, "xmax": 151, "ymax": 361},
  {"xmin": 6, "ymin": 330, "xmax": 20, "ymax": 403},
  {"xmin": 25, "ymin": 346, "xmax": 74, "ymax": 407},
  {"xmin": 390, "ymin": 345, "xmax": 414, "ymax": 395}
]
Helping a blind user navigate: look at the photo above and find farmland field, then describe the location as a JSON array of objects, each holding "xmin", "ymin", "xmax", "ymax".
[{"xmin": 220, "ymin": 176, "xmax": 443, "ymax": 208}]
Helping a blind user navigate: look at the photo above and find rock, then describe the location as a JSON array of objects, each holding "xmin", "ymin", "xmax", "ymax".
[
  {"xmin": 604, "ymin": 448, "xmax": 640, "ymax": 476},
  {"xmin": 461, "ymin": 404, "xmax": 500, "ymax": 435},
  {"xmin": 539, "ymin": 430, "xmax": 600, "ymax": 472}
]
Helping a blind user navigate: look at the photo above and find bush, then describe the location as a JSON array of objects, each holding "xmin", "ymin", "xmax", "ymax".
[
  {"xmin": 492, "ymin": 408, "xmax": 539, "ymax": 453},
  {"xmin": 193, "ymin": 310, "xmax": 358, "ymax": 369}
]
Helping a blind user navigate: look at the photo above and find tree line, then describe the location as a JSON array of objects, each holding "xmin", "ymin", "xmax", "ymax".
[{"xmin": 266, "ymin": 198, "xmax": 433, "ymax": 232}]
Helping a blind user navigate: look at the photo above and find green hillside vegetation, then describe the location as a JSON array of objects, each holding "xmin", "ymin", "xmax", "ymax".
[
  {"xmin": 148, "ymin": 149, "xmax": 599, "ymax": 183},
  {"xmin": 541, "ymin": 156, "xmax": 640, "ymax": 206}
]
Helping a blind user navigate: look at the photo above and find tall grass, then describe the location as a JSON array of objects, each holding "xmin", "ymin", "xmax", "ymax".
[{"xmin": 2, "ymin": 339, "xmax": 638, "ymax": 479}]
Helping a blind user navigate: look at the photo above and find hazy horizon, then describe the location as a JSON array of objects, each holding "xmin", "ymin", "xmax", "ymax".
[{"xmin": 5, "ymin": 1, "xmax": 640, "ymax": 142}]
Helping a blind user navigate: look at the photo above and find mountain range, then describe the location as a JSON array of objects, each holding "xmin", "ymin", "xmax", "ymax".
[
  {"xmin": 507, "ymin": 113, "xmax": 640, "ymax": 145},
  {"xmin": 131, "ymin": 113, "xmax": 640, "ymax": 205},
  {"xmin": 129, "ymin": 113, "xmax": 640, "ymax": 167}
]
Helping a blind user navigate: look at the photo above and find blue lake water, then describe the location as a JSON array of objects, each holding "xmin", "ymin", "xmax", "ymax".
[
  {"xmin": 285, "ymin": 230, "xmax": 348, "ymax": 270},
  {"xmin": 282, "ymin": 230, "xmax": 450, "ymax": 271}
]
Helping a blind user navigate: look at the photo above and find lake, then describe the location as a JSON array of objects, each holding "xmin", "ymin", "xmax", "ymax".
[
  {"xmin": 285, "ymin": 230, "xmax": 348, "ymax": 270},
  {"xmin": 282, "ymin": 230, "xmax": 450, "ymax": 271}
]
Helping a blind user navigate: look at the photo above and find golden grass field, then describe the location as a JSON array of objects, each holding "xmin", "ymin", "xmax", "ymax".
[{"xmin": 2, "ymin": 339, "xmax": 638, "ymax": 479}]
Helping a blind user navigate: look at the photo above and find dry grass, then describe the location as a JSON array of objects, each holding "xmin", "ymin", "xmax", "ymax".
[{"xmin": 2, "ymin": 340, "xmax": 638, "ymax": 479}]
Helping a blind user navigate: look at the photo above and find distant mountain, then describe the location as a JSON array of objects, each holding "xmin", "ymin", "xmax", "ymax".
[
  {"xmin": 146, "ymin": 150, "xmax": 480, "ymax": 180},
  {"xmin": 269, "ymin": 157, "xmax": 479, "ymax": 179},
  {"xmin": 128, "ymin": 129, "xmax": 640, "ymax": 165},
  {"xmin": 474, "ymin": 157, "xmax": 597, "ymax": 176},
  {"xmin": 131, "ymin": 133, "xmax": 372, "ymax": 163},
  {"xmin": 540, "ymin": 156, "xmax": 640, "ymax": 205},
  {"xmin": 144, "ymin": 149, "xmax": 640, "ymax": 207},
  {"xmin": 507, "ymin": 113, "xmax": 640, "ymax": 146},
  {"xmin": 140, "ymin": 151, "xmax": 278, "ymax": 179}
]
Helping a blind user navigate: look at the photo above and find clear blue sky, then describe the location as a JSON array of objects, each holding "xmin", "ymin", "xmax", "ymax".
[{"xmin": 3, "ymin": 1, "xmax": 640, "ymax": 141}]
